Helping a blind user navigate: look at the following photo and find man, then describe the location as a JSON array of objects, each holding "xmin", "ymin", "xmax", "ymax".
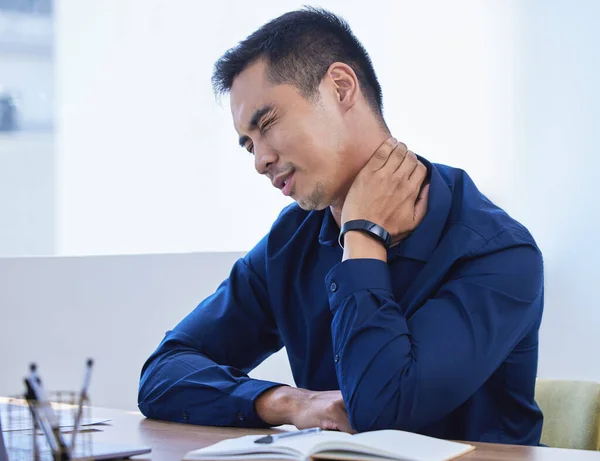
[{"xmin": 138, "ymin": 8, "xmax": 544, "ymax": 445}]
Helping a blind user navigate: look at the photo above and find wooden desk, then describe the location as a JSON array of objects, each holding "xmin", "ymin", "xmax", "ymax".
[{"xmin": 2, "ymin": 401, "xmax": 600, "ymax": 461}]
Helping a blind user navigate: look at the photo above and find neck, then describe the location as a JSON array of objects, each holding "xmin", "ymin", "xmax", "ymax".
[{"xmin": 330, "ymin": 119, "xmax": 391, "ymax": 228}]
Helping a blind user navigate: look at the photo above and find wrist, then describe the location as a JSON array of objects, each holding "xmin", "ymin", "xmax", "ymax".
[
  {"xmin": 342, "ymin": 231, "xmax": 387, "ymax": 262},
  {"xmin": 255, "ymin": 386, "xmax": 305, "ymax": 426}
]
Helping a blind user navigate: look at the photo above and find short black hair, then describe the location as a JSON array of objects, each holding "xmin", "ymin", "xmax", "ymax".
[{"xmin": 212, "ymin": 7, "xmax": 384, "ymax": 118}]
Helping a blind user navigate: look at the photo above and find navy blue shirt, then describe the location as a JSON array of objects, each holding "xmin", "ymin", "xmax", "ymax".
[{"xmin": 139, "ymin": 158, "xmax": 544, "ymax": 445}]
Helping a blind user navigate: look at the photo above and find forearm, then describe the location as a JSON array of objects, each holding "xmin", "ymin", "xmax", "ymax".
[
  {"xmin": 331, "ymin": 293, "xmax": 416, "ymax": 431},
  {"xmin": 325, "ymin": 258, "xmax": 419, "ymax": 432},
  {"xmin": 138, "ymin": 336, "xmax": 282, "ymax": 428},
  {"xmin": 254, "ymin": 385, "xmax": 306, "ymax": 426}
]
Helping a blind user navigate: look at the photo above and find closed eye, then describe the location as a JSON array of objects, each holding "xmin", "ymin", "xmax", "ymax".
[
  {"xmin": 240, "ymin": 112, "xmax": 276, "ymax": 155},
  {"xmin": 259, "ymin": 116, "xmax": 275, "ymax": 135}
]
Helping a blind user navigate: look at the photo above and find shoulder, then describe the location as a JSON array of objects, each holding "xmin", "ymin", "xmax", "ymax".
[
  {"xmin": 433, "ymin": 164, "xmax": 543, "ymax": 303},
  {"xmin": 435, "ymin": 163, "xmax": 539, "ymax": 254}
]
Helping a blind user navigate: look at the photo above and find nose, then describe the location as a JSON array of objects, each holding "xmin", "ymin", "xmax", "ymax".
[{"xmin": 254, "ymin": 141, "xmax": 278, "ymax": 176}]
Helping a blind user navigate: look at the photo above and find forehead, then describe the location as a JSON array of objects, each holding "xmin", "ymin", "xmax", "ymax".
[{"xmin": 229, "ymin": 59, "xmax": 298, "ymax": 133}]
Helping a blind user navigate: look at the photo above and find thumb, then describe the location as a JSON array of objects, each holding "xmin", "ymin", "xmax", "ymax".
[{"xmin": 413, "ymin": 182, "xmax": 430, "ymax": 222}]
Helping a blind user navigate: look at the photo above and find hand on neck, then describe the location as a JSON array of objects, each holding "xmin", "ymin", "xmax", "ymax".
[{"xmin": 330, "ymin": 121, "xmax": 392, "ymax": 229}]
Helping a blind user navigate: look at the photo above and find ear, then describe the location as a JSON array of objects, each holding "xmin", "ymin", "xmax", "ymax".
[{"xmin": 326, "ymin": 62, "xmax": 359, "ymax": 111}]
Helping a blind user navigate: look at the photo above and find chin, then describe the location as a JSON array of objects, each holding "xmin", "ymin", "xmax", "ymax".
[
  {"xmin": 294, "ymin": 182, "xmax": 330, "ymax": 211},
  {"xmin": 295, "ymin": 197, "xmax": 329, "ymax": 211}
]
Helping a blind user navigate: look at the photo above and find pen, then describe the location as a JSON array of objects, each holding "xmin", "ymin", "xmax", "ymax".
[
  {"xmin": 71, "ymin": 358, "xmax": 94, "ymax": 450},
  {"xmin": 25, "ymin": 363, "xmax": 70, "ymax": 457},
  {"xmin": 254, "ymin": 427, "xmax": 323, "ymax": 444}
]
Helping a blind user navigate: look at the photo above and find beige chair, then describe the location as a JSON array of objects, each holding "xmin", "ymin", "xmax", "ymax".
[{"xmin": 535, "ymin": 379, "xmax": 600, "ymax": 450}]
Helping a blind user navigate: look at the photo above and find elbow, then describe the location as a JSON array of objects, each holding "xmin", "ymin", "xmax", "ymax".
[
  {"xmin": 137, "ymin": 369, "xmax": 158, "ymax": 419},
  {"xmin": 137, "ymin": 352, "xmax": 169, "ymax": 420},
  {"xmin": 347, "ymin": 398, "xmax": 398, "ymax": 433},
  {"xmin": 137, "ymin": 368, "xmax": 180, "ymax": 423},
  {"xmin": 137, "ymin": 397, "xmax": 154, "ymax": 419},
  {"xmin": 347, "ymin": 397, "xmax": 422, "ymax": 433},
  {"xmin": 137, "ymin": 371, "xmax": 157, "ymax": 419},
  {"xmin": 344, "ymin": 376, "xmax": 423, "ymax": 433},
  {"xmin": 344, "ymin": 385, "xmax": 399, "ymax": 432}
]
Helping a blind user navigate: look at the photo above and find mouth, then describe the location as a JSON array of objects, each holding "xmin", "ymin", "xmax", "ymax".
[{"xmin": 273, "ymin": 171, "xmax": 295, "ymax": 197}]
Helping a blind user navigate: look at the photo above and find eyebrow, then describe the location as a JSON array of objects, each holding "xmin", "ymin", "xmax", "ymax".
[{"xmin": 238, "ymin": 105, "xmax": 273, "ymax": 148}]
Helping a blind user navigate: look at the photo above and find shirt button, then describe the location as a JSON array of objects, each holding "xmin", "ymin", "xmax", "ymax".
[
  {"xmin": 334, "ymin": 354, "xmax": 340, "ymax": 363},
  {"xmin": 237, "ymin": 412, "xmax": 245, "ymax": 422},
  {"xmin": 183, "ymin": 411, "xmax": 189, "ymax": 421},
  {"xmin": 330, "ymin": 282, "xmax": 338, "ymax": 292}
]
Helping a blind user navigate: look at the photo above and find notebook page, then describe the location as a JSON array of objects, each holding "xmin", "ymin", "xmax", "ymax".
[
  {"xmin": 318, "ymin": 430, "xmax": 473, "ymax": 461},
  {"xmin": 183, "ymin": 434, "xmax": 301, "ymax": 460},
  {"xmin": 271, "ymin": 431, "xmax": 351, "ymax": 457}
]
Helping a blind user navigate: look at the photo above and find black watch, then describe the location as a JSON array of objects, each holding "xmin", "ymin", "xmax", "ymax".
[{"xmin": 339, "ymin": 219, "xmax": 391, "ymax": 249}]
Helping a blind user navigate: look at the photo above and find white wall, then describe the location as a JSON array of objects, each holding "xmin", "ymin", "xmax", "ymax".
[
  {"xmin": 0, "ymin": 253, "xmax": 294, "ymax": 411},
  {"xmin": 55, "ymin": 0, "xmax": 517, "ymax": 256},
  {"xmin": 0, "ymin": 133, "xmax": 55, "ymax": 257},
  {"xmin": 512, "ymin": 0, "xmax": 600, "ymax": 380},
  {"xmin": 0, "ymin": 11, "xmax": 54, "ymax": 129},
  {"xmin": 0, "ymin": 11, "xmax": 54, "ymax": 257}
]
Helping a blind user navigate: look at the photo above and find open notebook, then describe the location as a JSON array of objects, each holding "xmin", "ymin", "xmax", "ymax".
[{"xmin": 183, "ymin": 429, "xmax": 474, "ymax": 461}]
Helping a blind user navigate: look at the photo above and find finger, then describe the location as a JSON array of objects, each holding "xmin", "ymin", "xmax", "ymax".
[
  {"xmin": 339, "ymin": 409, "xmax": 357, "ymax": 434},
  {"xmin": 409, "ymin": 159, "xmax": 427, "ymax": 182},
  {"xmin": 366, "ymin": 137, "xmax": 397, "ymax": 172},
  {"xmin": 394, "ymin": 149, "xmax": 418, "ymax": 178},
  {"xmin": 409, "ymin": 161, "xmax": 428, "ymax": 195},
  {"xmin": 335, "ymin": 414, "xmax": 355, "ymax": 434},
  {"xmin": 381, "ymin": 141, "xmax": 408, "ymax": 173},
  {"xmin": 413, "ymin": 182, "xmax": 430, "ymax": 221},
  {"xmin": 334, "ymin": 399, "xmax": 356, "ymax": 434}
]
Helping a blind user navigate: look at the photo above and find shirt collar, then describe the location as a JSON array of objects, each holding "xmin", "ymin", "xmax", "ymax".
[
  {"xmin": 318, "ymin": 204, "xmax": 339, "ymax": 246},
  {"xmin": 318, "ymin": 156, "xmax": 452, "ymax": 263},
  {"xmin": 390, "ymin": 156, "xmax": 452, "ymax": 262}
]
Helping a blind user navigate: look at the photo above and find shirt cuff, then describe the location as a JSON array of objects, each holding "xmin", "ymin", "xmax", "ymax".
[
  {"xmin": 231, "ymin": 379, "xmax": 286, "ymax": 427},
  {"xmin": 325, "ymin": 259, "xmax": 393, "ymax": 311}
]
